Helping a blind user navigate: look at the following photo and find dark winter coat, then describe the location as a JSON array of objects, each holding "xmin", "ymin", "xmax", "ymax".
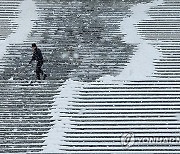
[{"xmin": 29, "ymin": 48, "xmax": 43, "ymax": 64}]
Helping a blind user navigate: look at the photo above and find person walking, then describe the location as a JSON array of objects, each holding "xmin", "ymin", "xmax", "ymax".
[{"xmin": 29, "ymin": 43, "xmax": 47, "ymax": 80}]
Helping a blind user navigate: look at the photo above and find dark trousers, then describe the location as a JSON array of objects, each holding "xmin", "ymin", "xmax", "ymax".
[{"xmin": 36, "ymin": 61, "xmax": 43, "ymax": 80}]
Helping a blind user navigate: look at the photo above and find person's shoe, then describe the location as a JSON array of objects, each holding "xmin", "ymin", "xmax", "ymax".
[{"xmin": 43, "ymin": 74, "xmax": 47, "ymax": 80}]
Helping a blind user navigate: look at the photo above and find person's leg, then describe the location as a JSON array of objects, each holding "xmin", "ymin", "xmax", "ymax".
[
  {"xmin": 43, "ymin": 73, "xmax": 47, "ymax": 80},
  {"xmin": 41, "ymin": 61, "xmax": 47, "ymax": 80},
  {"xmin": 36, "ymin": 67, "xmax": 41, "ymax": 80},
  {"xmin": 40, "ymin": 61, "xmax": 44, "ymax": 75},
  {"xmin": 36, "ymin": 61, "xmax": 43, "ymax": 80}
]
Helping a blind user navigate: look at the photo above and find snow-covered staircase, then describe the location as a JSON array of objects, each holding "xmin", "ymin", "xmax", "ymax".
[
  {"xmin": 136, "ymin": 0, "xmax": 180, "ymax": 79},
  {"xmin": 1, "ymin": 79, "xmax": 180, "ymax": 153},
  {"xmin": 0, "ymin": 80, "xmax": 63, "ymax": 153},
  {"xmin": 0, "ymin": 0, "xmax": 23, "ymax": 40},
  {"xmin": 1, "ymin": 0, "xmax": 180, "ymax": 153},
  {"xmin": 0, "ymin": 0, "xmax": 135, "ymax": 81},
  {"xmin": 60, "ymin": 80, "xmax": 180, "ymax": 153}
]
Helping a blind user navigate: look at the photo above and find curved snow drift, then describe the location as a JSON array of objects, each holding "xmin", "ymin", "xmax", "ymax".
[{"xmin": 0, "ymin": 0, "xmax": 38, "ymax": 60}]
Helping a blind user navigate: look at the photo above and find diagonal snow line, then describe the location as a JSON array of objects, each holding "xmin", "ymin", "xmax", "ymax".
[
  {"xmin": 0, "ymin": 0, "xmax": 38, "ymax": 66},
  {"xmin": 42, "ymin": 1, "xmax": 174, "ymax": 153},
  {"xmin": 42, "ymin": 79, "xmax": 86, "ymax": 153},
  {"xmin": 119, "ymin": 0, "xmax": 164, "ymax": 80}
]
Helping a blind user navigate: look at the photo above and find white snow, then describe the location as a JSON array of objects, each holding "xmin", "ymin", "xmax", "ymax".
[
  {"xmin": 0, "ymin": 0, "xmax": 178, "ymax": 152},
  {"xmin": 119, "ymin": 0, "xmax": 163, "ymax": 80},
  {"xmin": 8, "ymin": 77, "xmax": 14, "ymax": 80},
  {"xmin": 42, "ymin": 79, "xmax": 84, "ymax": 153},
  {"xmin": 42, "ymin": 0, "xmax": 165, "ymax": 152},
  {"xmin": 0, "ymin": 0, "xmax": 38, "ymax": 61},
  {"xmin": 2, "ymin": 0, "xmax": 176, "ymax": 152},
  {"xmin": 98, "ymin": 0, "xmax": 164, "ymax": 84}
]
